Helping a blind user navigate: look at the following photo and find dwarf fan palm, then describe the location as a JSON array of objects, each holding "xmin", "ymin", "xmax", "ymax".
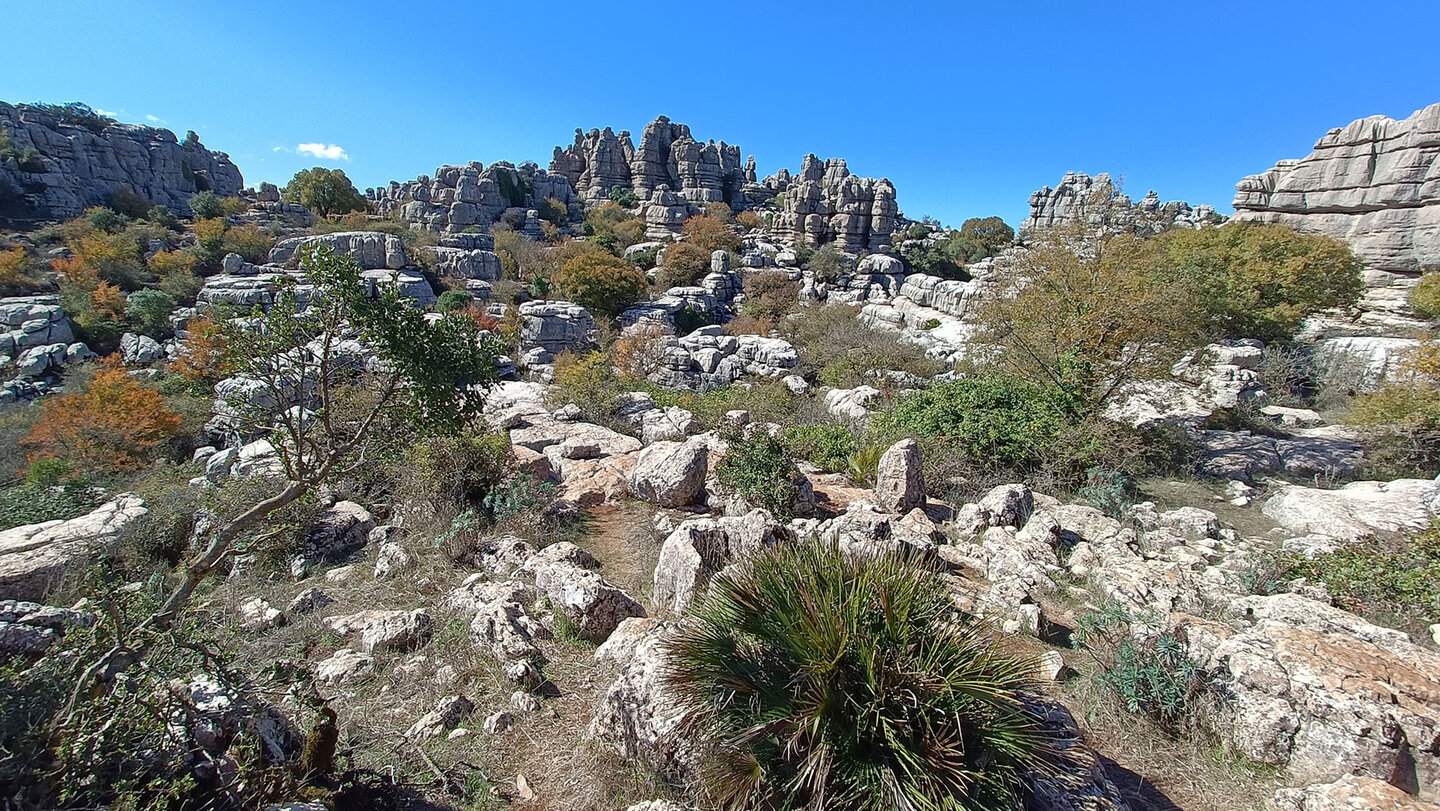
[{"xmin": 663, "ymin": 538, "xmax": 1059, "ymax": 811}]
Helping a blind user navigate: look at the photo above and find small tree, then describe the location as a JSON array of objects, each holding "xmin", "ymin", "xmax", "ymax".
[
  {"xmin": 124, "ymin": 288, "xmax": 177, "ymax": 338},
  {"xmin": 958, "ymin": 215, "xmax": 1015, "ymax": 256},
  {"xmin": 538, "ymin": 196, "xmax": 569, "ymax": 225},
  {"xmin": 281, "ymin": 167, "xmax": 369, "ymax": 217},
  {"xmin": 681, "ymin": 214, "xmax": 741, "ymax": 253},
  {"xmin": 22, "ymin": 361, "xmax": 182, "ymax": 475},
  {"xmin": 609, "ymin": 185, "xmax": 638, "ymax": 207},
  {"xmin": 978, "ymin": 221, "xmax": 1202, "ymax": 413},
  {"xmin": 664, "ymin": 537, "xmax": 1058, "ymax": 809},
  {"xmin": 53, "ymin": 246, "xmax": 499, "ymax": 727},
  {"xmin": 553, "ymin": 252, "xmax": 648, "ymax": 320},
  {"xmin": 655, "ymin": 241, "xmax": 712, "ymax": 288},
  {"xmin": 1411, "ymin": 272, "xmax": 1440, "ymax": 320}
]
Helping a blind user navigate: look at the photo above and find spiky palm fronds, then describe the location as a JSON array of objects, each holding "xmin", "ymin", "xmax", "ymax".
[{"xmin": 663, "ymin": 538, "xmax": 1058, "ymax": 811}]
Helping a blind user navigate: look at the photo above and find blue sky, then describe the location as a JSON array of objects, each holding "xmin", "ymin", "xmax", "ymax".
[{"xmin": 3, "ymin": 1, "xmax": 1437, "ymax": 227}]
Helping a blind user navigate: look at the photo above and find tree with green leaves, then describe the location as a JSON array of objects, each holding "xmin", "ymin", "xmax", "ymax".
[
  {"xmin": 959, "ymin": 215, "xmax": 1015, "ymax": 256},
  {"xmin": 281, "ymin": 167, "xmax": 369, "ymax": 217},
  {"xmin": 978, "ymin": 220, "xmax": 1204, "ymax": 415},
  {"xmin": 54, "ymin": 246, "xmax": 499, "ymax": 728},
  {"xmin": 664, "ymin": 537, "xmax": 1059, "ymax": 810}
]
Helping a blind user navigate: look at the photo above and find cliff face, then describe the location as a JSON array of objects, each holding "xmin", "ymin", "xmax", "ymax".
[
  {"xmin": 0, "ymin": 102, "xmax": 243, "ymax": 223},
  {"xmin": 1232, "ymin": 102, "xmax": 1440, "ymax": 275}
]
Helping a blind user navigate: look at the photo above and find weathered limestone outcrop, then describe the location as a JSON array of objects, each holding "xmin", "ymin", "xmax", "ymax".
[
  {"xmin": 551, "ymin": 116, "xmax": 746, "ymax": 208},
  {"xmin": 1174, "ymin": 594, "xmax": 1440, "ymax": 799},
  {"xmin": 551, "ymin": 127, "xmax": 635, "ymax": 204},
  {"xmin": 0, "ymin": 496, "xmax": 149, "ymax": 601},
  {"xmin": 1021, "ymin": 171, "xmax": 1221, "ymax": 235},
  {"xmin": 368, "ymin": 161, "xmax": 578, "ymax": 233},
  {"xmin": 0, "ymin": 101, "xmax": 242, "ymax": 222},
  {"xmin": 1232, "ymin": 102, "xmax": 1440, "ymax": 277},
  {"xmin": 775, "ymin": 154, "xmax": 897, "ymax": 252}
]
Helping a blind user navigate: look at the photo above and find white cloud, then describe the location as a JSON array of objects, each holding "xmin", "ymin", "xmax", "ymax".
[
  {"xmin": 146, "ymin": 114, "xmax": 166, "ymax": 124},
  {"xmin": 96, "ymin": 108, "xmax": 119, "ymax": 117},
  {"xmin": 296, "ymin": 142, "xmax": 349, "ymax": 161}
]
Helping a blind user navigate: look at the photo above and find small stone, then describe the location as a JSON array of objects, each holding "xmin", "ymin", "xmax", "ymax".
[
  {"xmin": 1037, "ymin": 650, "xmax": 1067, "ymax": 681},
  {"xmin": 238, "ymin": 598, "xmax": 284, "ymax": 631},
  {"xmin": 287, "ymin": 587, "xmax": 333, "ymax": 615},
  {"xmin": 483, "ymin": 711, "xmax": 513, "ymax": 735}
]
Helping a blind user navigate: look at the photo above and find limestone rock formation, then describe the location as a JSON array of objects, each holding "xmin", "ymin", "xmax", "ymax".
[
  {"xmin": 368, "ymin": 161, "xmax": 578, "ymax": 233},
  {"xmin": 0, "ymin": 101, "xmax": 243, "ymax": 222},
  {"xmin": 550, "ymin": 127, "xmax": 635, "ymax": 204},
  {"xmin": 775, "ymin": 154, "xmax": 897, "ymax": 252},
  {"xmin": 0, "ymin": 496, "xmax": 149, "ymax": 601},
  {"xmin": 1022, "ymin": 171, "xmax": 1221, "ymax": 236},
  {"xmin": 1232, "ymin": 102, "xmax": 1440, "ymax": 277}
]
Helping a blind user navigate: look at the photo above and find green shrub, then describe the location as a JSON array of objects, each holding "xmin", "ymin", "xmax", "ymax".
[
  {"xmin": 780, "ymin": 423, "xmax": 855, "ymax": 473},
  {"xmin": 1412, "ymin": 272, "xmax": 1440, "ymax": 320},
  {"xmin": 145, "ymin": 205, "xmax": 179, "ymax": 230},
  {"xmin": 482, "ymin": 472, "xmax": 554, "ymax": 522},
  {"xmin": 716, "ymin": 428, "xmax": 805, "ymax": 520},
  {"xmin": 84, "ymin": 206, "xmax": 128, "ymax": 234},
  {"xmin": 664, "ymin": 537, "xmax": 1059, "ymax": 809},
  {"xmin": 625, "ymin": 246, "xmax": 657, "ymax": 271},
  {"xmin": 124, "ymin": 288, "xmax": 177, "ymax": 339},
  {"xmin": 654, "ymin": 242, "xmax": 711, "ymax": 289},
  {"xmin": 1076, "ymin": 601, "xmax": 1216, "ymax": 733},
  {"xmin": 280, "ymin": 167, "xmax": 368, "ymax": 217},
  {"xmin": 0, "ymin": 479, "xmax": 104, "ymax": 532},
  {"xmin": 1077, "ymin": 467, "xmax": 1139, "ymax": 517},
  {"xmin": 1348, "ymin": 340, "xmax": 1440, "ymax": 477},
  {"xmin": 548, "ymin": 351, "xmax": 624, "ymax": 423},
  {"xmin": 670, "ymin": 306, "xmax": 712, "ymax": 336},
  {"xmin": 220, "ymin": 223, "xmax": 272, "ymax": 263},
  {"xmin": 1159, "ymin": 222, "xmax": 1364, "ymax": 343},
  {"xmin": 436, "ymin": 289, "xmax": 475, "ymax": 313},
  {"xmin": 188, "ymin": 190, "xmax": 225, "ymax": 220},
  {"xmin": 805, "ymin": 242, "xmax": 852, "ymax": 281},
  {"xmin": 108, "ymin": 187, "xmax": 152, "ymax": 219},
  {"xmin": 608, "ymin": 185, "xmax": 638, "ymax": 208},
  {"xmin": 1281, "ymin": 527, "xmax": 1440, "ymax": 636},
  {"xmin": 876, "ymin": 374, "xmax": 1076, "ymax": 471},
  {"xmin": 394, "ymin": 431, "xmax": 512, "ymax": 517},
  {"xmin": 28, "ymin": 102, "xmax": 114, "ymax": 134},
  {"xmin": 538, "ymin": 196, "xmax": 568, "ymax": 225},
  {"xmin": 553, "ymin": 252, "xmax": 648, "ymax": 321}
]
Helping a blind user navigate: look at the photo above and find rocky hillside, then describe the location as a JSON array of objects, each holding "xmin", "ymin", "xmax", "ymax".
[{"xmin": 0, "ymin": 101, "xmax": 242, "ymax": 223}]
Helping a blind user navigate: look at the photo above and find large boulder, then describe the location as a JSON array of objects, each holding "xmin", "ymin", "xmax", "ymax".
[
  {"xmin": 524, "ymin": 544, "xmax": 644, "ymax": 643},
  {"xmin": 1268, "ymin": 775, "xmax": 1440, "ymax": 811},
  {"xmin": 1263, "ymin": 478, "xmax": 1440, "ymax": 542},
  {"xmin": 873, "ymin": 439, "xmax": 924, "ymax": 513},
  {"xmin": 628, "ymin": 440, "xmax": 707, "ymax": 508},
  {"xmin": 589, "ymin": 619, "xmax": 700, "ymax": 778},
  {"xmin": 653, "ymin": 511, "xmax": 792, "ymax": 613},
  {"xmin": 1174, "ymin": 594, "xmax": 1440, "ymax": 798},
  {"xmin": 0, "ymin": 496, "xmax": 148, "ymax": 601}
]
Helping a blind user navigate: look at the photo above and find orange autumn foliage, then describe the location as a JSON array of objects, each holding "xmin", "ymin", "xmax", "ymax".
[
  {"xmin": 22, "ymin": 362, "xmax": 182, "ymax": 475},
  {"xmin": 90, "ymin": 282, "xmax": 127, "ymax": 320},
  {"xmin": 168, "ymin": 315, "xmax": 230, "ymax": 383}
]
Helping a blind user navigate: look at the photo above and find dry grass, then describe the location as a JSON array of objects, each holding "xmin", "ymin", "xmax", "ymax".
[{"xmin": 1056, "ymin": 667, "xmax": 1283, "ymax": 811}]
